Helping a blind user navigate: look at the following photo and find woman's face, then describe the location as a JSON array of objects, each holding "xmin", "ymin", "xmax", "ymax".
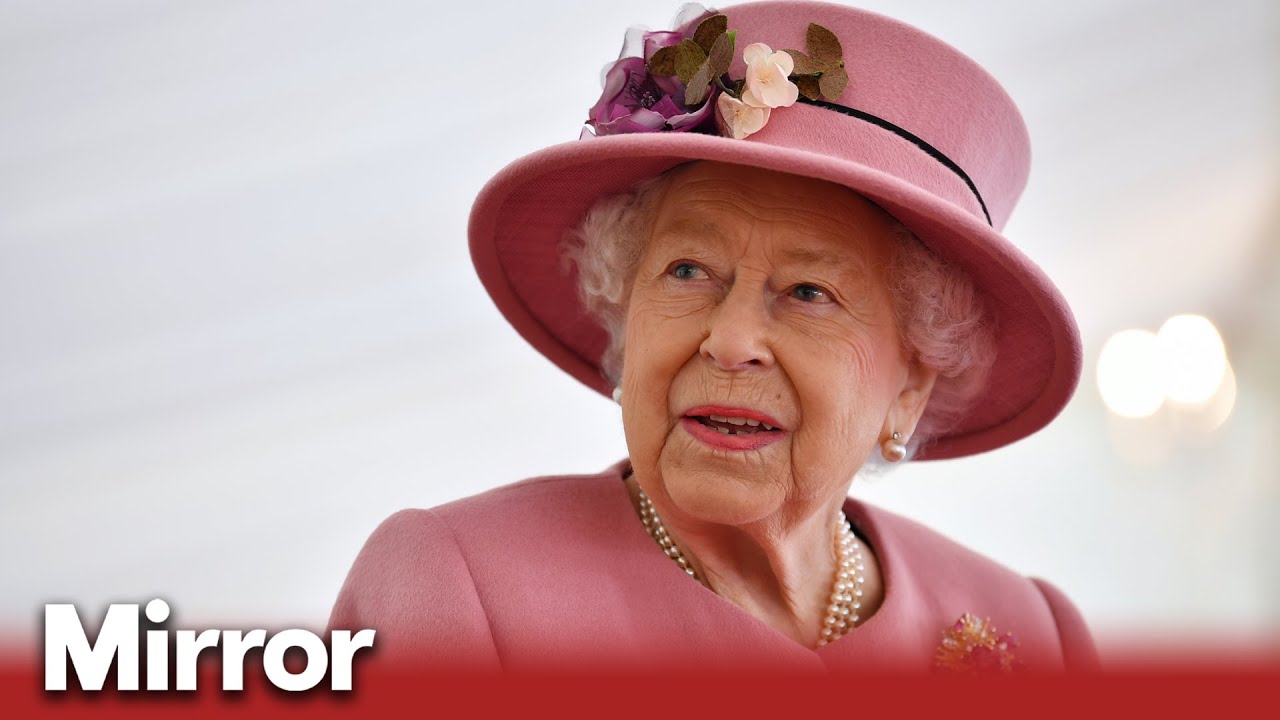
[{"xmin": 621, "ymin": 161, "xmax": 933, "ymax": 526}]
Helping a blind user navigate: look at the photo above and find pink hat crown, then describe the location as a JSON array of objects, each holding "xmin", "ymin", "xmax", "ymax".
[{"xmin": 585, "ymin": 1, "xmax": 1031, "ymax": 231}]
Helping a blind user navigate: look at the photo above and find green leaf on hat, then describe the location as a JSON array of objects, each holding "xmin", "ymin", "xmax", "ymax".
[
  {"xmin": 794, "ymin": 74, "xmax": 822, "ymax": 100},
  {"xmin": 674, "ymin": 38, "xmax": 707, "ymax": 83},
  {"xmin": 706, "ymin": 30, "xmax": 734, "ymax": 78},
  {"xmin": 783, "ymin": 23, "xmax": 848, "ymax": 101},
  {"xmin": 818, "ymin": 64, "xmax": 848, "ymax": 100},
  {"xmin": 693, "ymin": 14, "xmax": 728, "ymax": 53},
  {"xmin": 806, "ymin": 22, "xmax": 843, "ymax": 66},
  {"xmin": 781, "ymin": 49, "xmax": 821, "ymax": 76},
  {"xmin": 685, "ymin": 63, "xmax": 713, "ymax": 106},
  {"xmin": 648, "ymin": 45, "xmax": 679, "ymax": 77}
]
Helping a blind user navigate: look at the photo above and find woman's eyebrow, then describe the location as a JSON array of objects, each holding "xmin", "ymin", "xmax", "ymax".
[
  {"xmin": 776, "ymin": 245, "xmax": 872, "ymax": 277},
  {"xmin": 652, "ymin": 218, "xmax": 733, "ymax": 245},
  {"xmin": 776, "ymin": 246, "xmax": 831, "ymax": 265},
  {"xmin": 652, "ymin": 219, "xmax": 872, "ymax": 276}
]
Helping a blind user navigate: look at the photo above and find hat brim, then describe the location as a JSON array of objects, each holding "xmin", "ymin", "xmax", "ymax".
[{"xmin": 468, "ymin": 130, "xmax": 1081, "ymax": 461}]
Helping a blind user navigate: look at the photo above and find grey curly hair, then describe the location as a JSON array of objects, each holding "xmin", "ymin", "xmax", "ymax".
[{"xmin": 559, "ymin": 168, "xmax": 997, "ymax": 459}]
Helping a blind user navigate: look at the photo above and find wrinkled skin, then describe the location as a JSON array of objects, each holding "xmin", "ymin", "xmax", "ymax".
[{"xmin": 619, "ymin": 161, "xmax": 937, "ymax": 647}]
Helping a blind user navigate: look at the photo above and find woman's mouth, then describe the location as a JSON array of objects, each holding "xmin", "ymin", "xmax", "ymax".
[
  {"xmin": 678, "ymin": 407, "xmax": 787, "ymax": 451},
  {"xmin": 689, "ymin": 414, "xmax": 777, "ymax": 435}
]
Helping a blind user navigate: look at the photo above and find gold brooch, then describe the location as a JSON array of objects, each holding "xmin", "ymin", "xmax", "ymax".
[{"xmin": 932, "ymin": 613, "xmax": 1023, "ymax": 673}]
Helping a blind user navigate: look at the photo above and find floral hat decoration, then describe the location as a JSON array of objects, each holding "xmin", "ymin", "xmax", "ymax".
[
  {"xmin": 468, "ymin": 1, "xmax": 1083, "ymax": 461},
  {"xmin": 586, "ymin": 5, "xmax": 850, "ymax": 141}
]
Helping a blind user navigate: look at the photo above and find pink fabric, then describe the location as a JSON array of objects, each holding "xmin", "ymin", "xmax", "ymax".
[
  {"xmin": 467, "ymin": 1, "xmax": 1083, "ymax": 461},
  {"xmin": 328, "ymin": 460, "xmax": 1099, "ymax": 673}
]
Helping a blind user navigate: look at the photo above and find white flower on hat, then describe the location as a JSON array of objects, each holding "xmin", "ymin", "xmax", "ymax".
[
  {"xmin": 716, "ymin": 92, "xmax": 771, "ymax": 139},
  {"xmin": 740, "ymin": 43, "xmax": 799, "ymax": 109}
]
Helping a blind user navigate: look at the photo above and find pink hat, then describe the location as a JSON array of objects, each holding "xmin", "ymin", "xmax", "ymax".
[{"xmin": 468, "ymin": 1, "xmax": 1082, "ymax": 460}]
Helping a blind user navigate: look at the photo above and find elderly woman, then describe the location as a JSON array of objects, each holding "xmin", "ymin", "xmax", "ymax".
[{"xmin": 328, "ymin": 1, "xmax": 1096, "ymax": 673}]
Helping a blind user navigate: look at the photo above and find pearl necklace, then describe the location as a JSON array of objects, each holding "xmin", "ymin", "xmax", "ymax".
[{"xmin": 635, "ymin": 486, "xmax": 866, "ymax": 648}]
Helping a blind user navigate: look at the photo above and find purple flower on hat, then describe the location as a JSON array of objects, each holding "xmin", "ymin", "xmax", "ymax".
[{"xmin": 585, "ymin": 27, "xmax": 717, "ymax": 137}]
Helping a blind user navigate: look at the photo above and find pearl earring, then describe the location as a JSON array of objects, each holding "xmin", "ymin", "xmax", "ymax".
[
  {"xmin": 612, "ymin": 386, "xmax": 623, "ymax": 405},
  {"xmin": 881, "ymin": 432, "xmax": 907, "ymax": 462}
]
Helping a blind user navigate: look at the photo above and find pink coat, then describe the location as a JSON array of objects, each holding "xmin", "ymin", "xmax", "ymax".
[{"xmin": 327, "ymin": 460, "xmax": 1099, "ymax": 673}]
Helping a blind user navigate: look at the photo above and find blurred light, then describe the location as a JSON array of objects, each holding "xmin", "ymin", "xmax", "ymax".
[
  {"xmin": 1156, "ymin": 314, "xmax": 1228, "ymax": 404},
  {"xmin": 1186, "ymin": 362, "xmax": 1237, "ymax": 433},
  {"xmin": 1097, "ymin": 329, "xmax": 1164, "ymax": 418}
]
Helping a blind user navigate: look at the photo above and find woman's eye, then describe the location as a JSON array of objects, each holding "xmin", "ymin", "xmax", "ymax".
[
  {"xmin": 790, "ymin": 283, "xmax": 829, "ymax": 303},
  {"xmin": 670, "ymin": 262, "xmax": 705, "ymax": 280}
]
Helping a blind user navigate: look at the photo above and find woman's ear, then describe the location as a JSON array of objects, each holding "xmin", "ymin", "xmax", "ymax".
[{"xmin": 882, "ymin": 360, "xmax": 939, "ymax": 441}]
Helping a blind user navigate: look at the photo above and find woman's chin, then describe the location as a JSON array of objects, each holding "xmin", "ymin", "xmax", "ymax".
[{"xmin": 659, "ymin": 466, "xmax": 785, "ymax": 527}]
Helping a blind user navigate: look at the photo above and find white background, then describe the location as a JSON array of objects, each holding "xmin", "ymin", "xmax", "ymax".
[{"xmin": 2, "ymin": 0, "xmax": 1277, "ymax": 659}]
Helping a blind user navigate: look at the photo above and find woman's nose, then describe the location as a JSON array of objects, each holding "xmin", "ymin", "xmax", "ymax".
[{"xmin": 698, "ymin": 283, "xmax": 775, "ymax": 372}]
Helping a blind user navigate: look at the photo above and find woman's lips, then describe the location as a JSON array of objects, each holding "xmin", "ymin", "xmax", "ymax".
[
  {"xmin": 677, "ymin": 405, "xmax": 787, "ymax": 451},
  {"xmin": 679, "ymin": 417, "xmax": 786, "ymax": 451},
  {"xmin": 682, "ymin": 405, "xmax": 784, "ymax": 429}
]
